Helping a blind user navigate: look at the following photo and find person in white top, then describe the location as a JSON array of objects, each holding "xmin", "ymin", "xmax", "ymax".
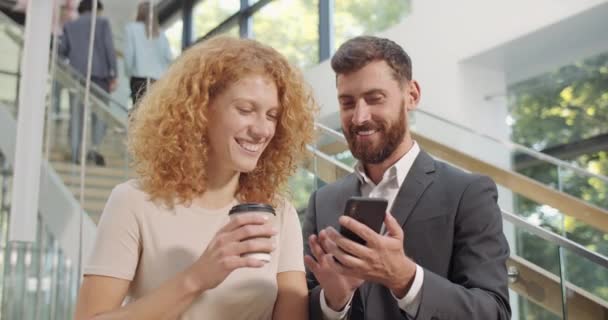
[
  {"xmin": 303, "ymin": 36, "xmax": 510, "ymax": 319},
  {"xmin": 123, "ymin": 1, "xmax": 173, "ymax": 106},
  {"xmin": 74, "ymin": 36, "xmax": 316, "ymax": 320}
]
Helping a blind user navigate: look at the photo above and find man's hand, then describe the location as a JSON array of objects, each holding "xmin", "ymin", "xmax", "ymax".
[
  {"xmin": 109, "ymin": 78, "xmax": 118, "ymax": 92},
  {"xmin": 324, "ymin": 212, "xmax": 417, "ymax": 298},
  {"xmin": 304, "ymin": 232, "xmax": 364, "ymax": 311}
]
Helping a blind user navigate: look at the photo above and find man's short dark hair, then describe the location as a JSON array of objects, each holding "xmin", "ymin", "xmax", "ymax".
[
  {"xmin": 331, "ymin": 36, "xmax": 412, "ymax": 83},
  {"xmin": 78, "ymin": 0, "xmax": 104, "ymax": 14}
]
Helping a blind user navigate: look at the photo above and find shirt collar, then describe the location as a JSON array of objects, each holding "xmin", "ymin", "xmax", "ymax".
[{"xmin": 354, "ymin": 142, "xmax": 420, "ymax": 188}]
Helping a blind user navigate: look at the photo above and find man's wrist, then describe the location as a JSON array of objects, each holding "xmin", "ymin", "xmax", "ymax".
[
  {"xmin": 389, "ymin": 258, "xmax": 417, "ymax": 298},
  {"xmin": 326, "ymin": 290, "xmax": 353, "ymax": 311}
]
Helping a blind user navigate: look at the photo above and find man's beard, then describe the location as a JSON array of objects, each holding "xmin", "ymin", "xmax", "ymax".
[{"xmin": 344, "ymin": 102, "xmax": 407, "ymax": 164}]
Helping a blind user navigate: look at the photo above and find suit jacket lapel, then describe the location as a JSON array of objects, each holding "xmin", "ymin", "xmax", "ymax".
[
  {"xmin": 391, "ymin": 150, "xmax": 436, "ymax": 228},
  {"xmin": 337, "ymin": 173, "xmax": 362, "ymax": 213}
]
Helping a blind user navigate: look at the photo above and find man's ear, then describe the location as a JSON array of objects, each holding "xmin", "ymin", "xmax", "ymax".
[{"xmin": 405, "ymin": 80, "xmax": 421, "ymax": 111}]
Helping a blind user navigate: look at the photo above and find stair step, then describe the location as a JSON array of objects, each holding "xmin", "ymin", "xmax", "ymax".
[
  {"xmin": 48, "ymin": 151, "xmax": 130, "ymax": 167},
  {"xmin": 83, "ymin": 199, "xmax": 106, "ymax": 212},
  {"xmin": 52, "ymin": 161, "xmax": 133, "ymax": 178},
  {"xmin": 68, "ymin": 186, "xmax": 112, "ymax": 201},
  {"xmin": 61, "ymin": 174, "xmax": 126, "ymax": 189}
]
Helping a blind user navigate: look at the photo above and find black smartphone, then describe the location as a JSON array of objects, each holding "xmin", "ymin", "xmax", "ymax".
[{"xmin": 339, "ymin": 197, "xmax": 388, "ymax": 245}]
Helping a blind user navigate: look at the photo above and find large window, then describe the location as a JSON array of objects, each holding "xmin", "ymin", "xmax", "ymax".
[
  {"xmin": 252, "ymin": 0, "xmax": 319, "ymax": 69},
  {"xmin": 165, "ymin": 1, "xmax": 411, "ymax": 66},
  {"xmin": 165, "ymin": 20, "xmax": 183, "ymax": 57},
  {"xmin": 193, "ymin": 0, "xmax": 240, "ymax": 38},
  {"xmin": 334, "ymin": 0, "xmax": 411, "ymax": 50}
]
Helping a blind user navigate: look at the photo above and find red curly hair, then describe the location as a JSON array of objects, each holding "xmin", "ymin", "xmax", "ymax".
[{"xmin": 128, "ymin": 36, "xmax": 316, "ymax": 207}]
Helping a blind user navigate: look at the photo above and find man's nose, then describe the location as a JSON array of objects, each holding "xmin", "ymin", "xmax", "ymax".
[{"xmin": 351, "ymin": 101, "xmax": 371, "ymax": 125}]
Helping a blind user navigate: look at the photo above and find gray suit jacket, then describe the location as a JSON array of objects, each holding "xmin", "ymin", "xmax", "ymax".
[
  {"xmin": 303, "ymin": 151, "xmax": 511, "ymax": 319},
  {"xmin": 58, "ymin": 13, "xmax": 117, "ymax": 79}
]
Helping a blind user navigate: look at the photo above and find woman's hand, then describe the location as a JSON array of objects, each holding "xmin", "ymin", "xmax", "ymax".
[{"xmin": 188, "ymin": 213, "xmax": 277, "ymax": 291}]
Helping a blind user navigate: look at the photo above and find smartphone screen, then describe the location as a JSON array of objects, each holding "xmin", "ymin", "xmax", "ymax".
[{"xmin": 339, "ymin": 197, "xmax": 388, "ymax": 245}]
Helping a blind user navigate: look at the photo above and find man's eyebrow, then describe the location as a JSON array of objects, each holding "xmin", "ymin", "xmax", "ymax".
[{"xmin": 362, "ymin": 89, "xmax": 385, "ymax": 96}]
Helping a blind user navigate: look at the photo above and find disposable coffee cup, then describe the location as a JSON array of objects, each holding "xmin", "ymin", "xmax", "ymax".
[{"xmin": 228, "ymin": 203, "xmax": 276, "ymax": 263}]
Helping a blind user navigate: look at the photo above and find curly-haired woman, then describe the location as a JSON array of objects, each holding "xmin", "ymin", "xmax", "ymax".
[{"xmin": 74, "ymin": 36, "xmax": 316, "ymax": 320}]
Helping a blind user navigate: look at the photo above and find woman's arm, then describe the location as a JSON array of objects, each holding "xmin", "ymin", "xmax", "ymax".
[
  {"xmin": 74, "ymin": 271, "xmax": 202, "ymax": 320},
  {"xmin": 273, "ymin": 271, "xmax": 309, "ymax": 320}
]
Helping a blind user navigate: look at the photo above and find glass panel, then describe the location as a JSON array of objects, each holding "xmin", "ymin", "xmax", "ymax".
[
  {"xmin": 505, "ymin": 219, "xmax": 567, "ymax": 319},
  {"xmin": 506, "ymin": 51, "xmax": 608, "ymax": 266},
  {"xmin": 314, "ymin": 124, "xmax": 353, "ymax": 168},
  {"xmin": 334, "ymin": 0, "xmax": 412, "ymax": 50},
  {"xmin": 0, "ymin": 155, "xmax": 11, "ymax": 317},
  {"xmin": 288, "ymin": 167, "xmax": 316, "ymax": 218},
  {"xmin": 562, "ymin": 246, "xmax": 608, "ymax": 319},
  {"xmin": 512, "ymin": 290, "xmax": 561, "ymax": 320},
  {"xmin": 0, "ymin": 72, "xmax": 19, "ymax": 111},
  {"xmin": 252, "ymin": 0, "xmax": 319, "ymax": 69},
  {"xmin": 0, "ymin": 157, "xmax": 79, "ymax": 319},
  {"xmin": 193, "ymin": 0, "xmax": 240, "ymax": 38}
]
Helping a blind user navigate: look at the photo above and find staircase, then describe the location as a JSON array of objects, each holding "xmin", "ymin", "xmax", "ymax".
[{"xmin": 45, "ymin": 113, "xmax": 133, "ymax": 223}]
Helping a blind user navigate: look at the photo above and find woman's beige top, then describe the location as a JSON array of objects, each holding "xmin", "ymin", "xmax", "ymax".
[{"xmin": 84, "ymin": 180, "xmax": 305, "ymax": 319}]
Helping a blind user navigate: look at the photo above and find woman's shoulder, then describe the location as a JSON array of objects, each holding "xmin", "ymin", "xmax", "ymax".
[
  {"xmin": 108, "ymin": 179, "xmax": 150, "ymax": 207},
  {"xmin": 273, "ymin": 195, "xmax": 299, "ymax": 220}
]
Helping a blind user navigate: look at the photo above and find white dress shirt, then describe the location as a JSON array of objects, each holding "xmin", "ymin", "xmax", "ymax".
[{"xmin": 321, "ymin": 142, "xmax": 424, "ymax": 319}]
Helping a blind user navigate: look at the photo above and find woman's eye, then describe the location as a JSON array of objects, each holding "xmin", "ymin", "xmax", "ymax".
[{"xmin": 237, "ymin": 107, "xmax": 253, "ymax": 114}]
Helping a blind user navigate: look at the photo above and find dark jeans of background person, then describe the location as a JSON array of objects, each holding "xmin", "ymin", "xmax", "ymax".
[
  {"xmin": 69, "ymin": 76, "xmax": 110, "ymax": 165},
  {"xmin": 130, "ymin": 76, "xmax": 155, "ymax": 106}
]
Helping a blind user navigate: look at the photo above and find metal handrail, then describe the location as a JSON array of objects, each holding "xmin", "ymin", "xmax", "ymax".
[
  {"xmin": 55, "ymin": 59, "xmax": 129, "ymax": 114},
  {"xmin": 502, "ymin": 210, "xmax": 608, "ymax": 269}
]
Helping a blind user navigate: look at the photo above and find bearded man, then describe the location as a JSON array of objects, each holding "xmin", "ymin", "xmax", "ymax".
[{"xmin": 302, "ymin": 36, "xmax": 511, "ymax": 320}]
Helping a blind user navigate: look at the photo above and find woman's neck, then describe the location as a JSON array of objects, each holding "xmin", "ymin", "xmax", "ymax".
[{"xmin": 192, "ymin": 167, "xmax": 240, "ymax": 210}]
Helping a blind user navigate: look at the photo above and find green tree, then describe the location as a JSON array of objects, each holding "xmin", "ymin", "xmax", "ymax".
[
  {"xmin": 334, "ymin": 0, "xmax": 411, "ymax": 49},
  {"xmin": 193, "ymin": 0, "xmax": 240, "ymax": 38},
  {"xmin": 253, "ymin": 0, "xmax": 320, "ymax": 69}
]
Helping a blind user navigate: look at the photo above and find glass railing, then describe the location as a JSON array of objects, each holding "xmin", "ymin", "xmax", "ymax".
[
  {"xmin": 42, "ymin": 64, "xmax": 131, "ymax": 223},
  {"xmin": 0, "ymin": 151, "xmax": 79, "ymax": 319},
  {"xmin": 301, "ymin": 142, "xmax": 608, "ymax": 319},
  {"xmin": 504, "ymin": 211, "xmax": 608, "ymax": 319},
  {"xmin": 0, "ymin": 10, "xmax": 131, "ymax": 318}
]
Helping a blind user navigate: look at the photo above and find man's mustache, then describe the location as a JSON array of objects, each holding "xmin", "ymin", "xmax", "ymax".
[{"xmin": 349, "ymin": 121, "xmax": 384, "ymax": 135}]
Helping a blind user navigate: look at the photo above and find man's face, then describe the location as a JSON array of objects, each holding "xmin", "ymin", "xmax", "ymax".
[{"xmin": 337, "ymin": 60, "xmax": 419, "ymax": 164}]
